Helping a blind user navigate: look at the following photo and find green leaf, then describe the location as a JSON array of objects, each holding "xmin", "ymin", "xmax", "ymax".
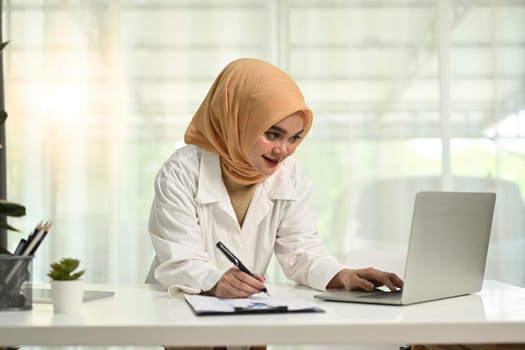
[
  {"xmin": 70, "ymin": 270, "xmax": 85, "ymax": 280},
  {"xmin": 0, "ymin": 222, "xmax": 20, "ymax": 232},
  {"xmin": 0, "ymin": 200, "xmax": 26, "ymax": 217}
]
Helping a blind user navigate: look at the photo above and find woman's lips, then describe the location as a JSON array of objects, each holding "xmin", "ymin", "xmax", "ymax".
[{"xmin": 263, "ymin": 155, "xmax": 280, "ymax": 167}]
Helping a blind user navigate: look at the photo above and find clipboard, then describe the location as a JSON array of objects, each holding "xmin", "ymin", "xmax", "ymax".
[{"xmin": 185, "ymin": 294, "xmax": 324, "ymax": 316}]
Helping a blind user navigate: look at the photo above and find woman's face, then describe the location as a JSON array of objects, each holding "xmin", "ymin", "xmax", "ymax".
[{"xmin": 246, "ymin": 112, "xmax": 305, "ymax": 176}]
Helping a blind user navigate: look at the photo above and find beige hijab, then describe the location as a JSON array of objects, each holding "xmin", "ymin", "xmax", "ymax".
[{"xmin": 184, "ymin": 58, "xmax": 313, "ymax": 185}]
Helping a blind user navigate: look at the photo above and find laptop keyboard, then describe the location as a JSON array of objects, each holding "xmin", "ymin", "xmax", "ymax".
[{"xmin": 358, "ymin": 290, "xmax": 402, "ymax": 300}]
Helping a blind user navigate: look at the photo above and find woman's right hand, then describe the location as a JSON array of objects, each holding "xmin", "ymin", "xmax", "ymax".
[{"xmin": 202, "ymin": 267, "xmax": 266, "ymax": 298}]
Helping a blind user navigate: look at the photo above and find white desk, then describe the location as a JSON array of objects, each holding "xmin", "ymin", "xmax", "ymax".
[{"xmin": 1, "ymin": 280, "xmax": 525, "ymax": 347}]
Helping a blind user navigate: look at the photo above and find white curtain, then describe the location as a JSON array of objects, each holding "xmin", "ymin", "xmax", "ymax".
[{"xmin": 3, "ymin": 0, "xmax": 525, "ymax": 289}]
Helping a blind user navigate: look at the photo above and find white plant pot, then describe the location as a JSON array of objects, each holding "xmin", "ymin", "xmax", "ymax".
[{"xmin": 50, "ymin": 279, "xmax": 85, "ymax": 314}]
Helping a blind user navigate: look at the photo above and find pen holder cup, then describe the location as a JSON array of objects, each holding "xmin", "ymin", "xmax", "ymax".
[{"xmin": 0, "ymin": 255, "xmax": 34, "ymax": 311}]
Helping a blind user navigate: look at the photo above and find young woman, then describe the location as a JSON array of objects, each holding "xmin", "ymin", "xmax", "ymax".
[
  {"xmin": 145, "ymin": 57, "xmax": 403, "ymax": 299},
  {"xmin": 147, "ymin": 58, "xmax": 524, "ymax": 350}
]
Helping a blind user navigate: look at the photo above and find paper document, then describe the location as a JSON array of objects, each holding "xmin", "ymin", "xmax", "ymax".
[{"xmin": 185, "ymin": 293, "xmax": 324, "ymax": 315}]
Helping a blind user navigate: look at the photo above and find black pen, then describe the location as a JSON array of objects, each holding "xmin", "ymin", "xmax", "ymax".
[
  {"xmin": 13, "ymin": 238, "xmax": 28, "ymax": 255},
  {"xmin": 216, "ymin": 241, "xmax": 269, "ymax": 295}
]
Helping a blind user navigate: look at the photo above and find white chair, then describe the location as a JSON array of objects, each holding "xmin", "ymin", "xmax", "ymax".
[{"xmin": 342, "ymin": 176, "xmax": 525, "ymax": 287}]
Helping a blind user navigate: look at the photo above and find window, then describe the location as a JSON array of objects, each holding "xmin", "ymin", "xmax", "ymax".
[{"xmin": 3, "ymin": 0, "xmax": 525, "ymax": 287}]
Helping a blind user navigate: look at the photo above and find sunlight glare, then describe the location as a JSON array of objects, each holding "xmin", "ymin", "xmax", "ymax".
[
  {"xmin": 411, "ymin": 138, "xmax": 442, "ymax": 158},
  {"xmin": 40, "ymin": 84, "xmax": 87, "ymax": 122},
  {"xmin": 485, "ymin": 110, "xmax": 525, "ymax": 138}
]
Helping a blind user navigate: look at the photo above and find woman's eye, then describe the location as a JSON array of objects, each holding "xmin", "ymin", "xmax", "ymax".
[
  {"xmin": 265, "ymin": 132, "xmax": 280, "ymax": 140},
  {"xmin": 290, "ymin": 135, "xmax": 302, "ymax": 143}
]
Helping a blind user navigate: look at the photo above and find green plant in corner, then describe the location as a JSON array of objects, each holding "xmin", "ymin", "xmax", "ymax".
[
  {"xmin": 47, "ymin": 257, "xmax": 85, "ymax": 281},
  {"xmin": 0, "ymin": 200, "xmax": 26, "ymax": 254},
  {"xmin": 0, "ymin": 200, "xmax": 26, "ymax": 230}
]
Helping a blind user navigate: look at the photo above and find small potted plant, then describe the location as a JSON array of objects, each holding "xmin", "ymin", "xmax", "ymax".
[{"xmin": 47, "ymin": 257, "xmax": 85, "ymax": 313}]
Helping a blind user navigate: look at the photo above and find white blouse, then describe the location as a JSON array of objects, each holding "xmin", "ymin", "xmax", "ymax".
[{"xmin": 145, "ymin": 144, "xmax": 344, "ymax": 295}]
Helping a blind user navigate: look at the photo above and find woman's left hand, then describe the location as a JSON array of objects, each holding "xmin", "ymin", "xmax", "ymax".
[{"xmin": 326, "ymin": 268, "xmax": 404, "ymax": 292}]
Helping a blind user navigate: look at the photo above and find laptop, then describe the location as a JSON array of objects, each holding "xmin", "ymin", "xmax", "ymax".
[
  {"xmin": 315, "ymin": 191, "xmax": 496, "ymax": 305},
  {"xmin": 32, "ymin": 287, "xmax": 115, "ymax": 303}
]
